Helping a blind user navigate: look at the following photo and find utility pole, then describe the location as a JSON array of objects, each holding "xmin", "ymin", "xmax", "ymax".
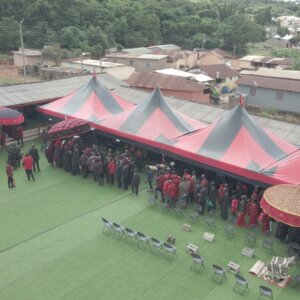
[{"xmin": 19, "ymin": 19, "xmax": 27, "ymax": 80}]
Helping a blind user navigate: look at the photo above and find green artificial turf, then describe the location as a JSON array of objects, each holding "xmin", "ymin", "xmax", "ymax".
[{"xmin": 0, "ymin": 140, "xmax": 299, "ymax": 300}]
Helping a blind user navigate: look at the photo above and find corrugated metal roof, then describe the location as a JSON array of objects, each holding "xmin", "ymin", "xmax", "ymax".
[
  {"xmin": 148, "ymin": 44, "xmax": 181, "ymax": 51},
  {"xmin": 127, "ymin": 71, "xmax": 207, "ymax": 92},
  {"xmin": 237, "ymin": 74, "xmax": 300, "ymax": 93},
  {"xmin": 137, "ymin": 54, "xmax": 168, "ymax": 60},
  {"xmin": 122, "ymin": 47, "xmax": 152, "ymax": 55},
  {"xmin": 11, "ymin": 49, "xmax": 41, "ymax": 56},
  {"xmin": 1, "ymin": 73, "xmax": 300, "ymax": 145},
  {"xmin": 156, "ymin": 69, "xmax": 213, "ymax": 82},
  {"xmin": 240, "ymin": 68, "xmax": 300, "ymax": 80},
  {"xmin": 200, "ymin": 64, "xmax": 238, "ymax": 79}
]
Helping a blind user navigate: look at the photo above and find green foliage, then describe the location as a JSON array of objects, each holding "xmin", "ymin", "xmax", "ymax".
[
  {"xmin": 0, "ymin": 0, "xmax": 296, "ymax": 56},
  {"xmin": 0, "ymin": 17, "xmax": 19, "ymax": 50},
  {"xmin": 41, "ymin": 44, "xmax": 61, "ymax": 65}
]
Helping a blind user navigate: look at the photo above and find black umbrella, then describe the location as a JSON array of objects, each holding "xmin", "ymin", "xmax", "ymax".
[
  {"xmin": 47, "ymin": 118, "xmax": 90, "ymax": 140},
  {"xmin": 0, "ymin": 107, "xmax": 24, "ymax": 125}
]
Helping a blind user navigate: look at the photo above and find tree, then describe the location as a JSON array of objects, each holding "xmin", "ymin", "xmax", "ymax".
[
  {"xmin": 60, "ymin": 26, "xmax": 84, "ymax": 49},
  {"xmin": 218, "ymin": 14, "xmax": 266, "ymax": 56},
  {"xmin": 254, "ymin": 7, "xmax": 272, "ymax": 26},
  {"xmin": 0, "ymin": 17, "xmax": 19, "ymax": 50},
  {"xmin": 41, "ymin": 44, "xmax": 62, "ymax": 65},
  {"xmin": 86, "ymin": 27, "xmax": 109, "ymax": 57}
]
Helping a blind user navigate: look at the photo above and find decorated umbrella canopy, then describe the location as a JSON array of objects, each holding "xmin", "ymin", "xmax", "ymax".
[
  {"xmin": 47, "ymin": 119, "xmax": 90, "ymax": 140},
  {"xmin": 260, "ymin": 184, "xmax": 300, "ymax": 227},
  {"xmin": 0, "ymin": 107, "xmax": 24, "ymax": 125}
]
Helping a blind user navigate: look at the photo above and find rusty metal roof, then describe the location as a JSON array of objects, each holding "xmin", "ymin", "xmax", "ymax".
[
  {"xmin": 237, "ymin": 74, "xmax": 300, "ymax": 93},
  {"xmin": 200, "ymin": 64, "xmax": 239, "ymax": 79},
  {"xmin": 127, "ymin": 71, "xmax": 208, "ymax": 92}
]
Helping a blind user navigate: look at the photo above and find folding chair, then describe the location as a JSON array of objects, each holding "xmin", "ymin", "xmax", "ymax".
[
  {"xmin": 224, "ymin": 224, "xmax": 235, "ymax": 238},
  {"xmin": 212, "ymin": 264, "xmax": 226, "ymax": 283},
  {"xmin": 206, "ymin": 218, "xmax": 216, "ymax": 229},
  {"xmin": 245, "ymin": 231, "xmax": 257, "ymax": 245},
  {"xmin": 228, "ymin": 216, "xmax": 237, "ymax": 225},
  {"xmin": 174, "ymin": 199, "xmax": 186, "ymax": 216},
  {"xmin": 125, "ymin": 227, "xmax": 137, "ymax": 243},
  {"xmin": 163, "ymin": 242, "xmax": 177, "ymax": 258},
  {"xmin": 293, "ymin": 274, "xmax": 300, "ymax": 287},
  {"xmin": 191, "ymin": 253, "xmax": 205, "ymax": 270},
  {"xmin": 259, "ymin": 285, "xmax": 273, "ymax": 299},
  {"xmin": 190, "ymin": 211, "xmax": 200, "ymax": 222},
  {"xmin": 137, "ymin": 231, "xmax": 151, "ymax": 249},
  {"xmin": 248, "ymin": 224, "xmax": 259, "ymax": 233},
  {"xmin": 112, "ymin": 222, "xmax": 126, "ymax": 238},
  {"xmin": 146, "ymin": 194, "xmax": 157, "ymax": 207},
  {"xmin": 150, "ymin": 237, "xmax": 164, "ymax": 254},
  {"xmin": 262, "ymin": 238, "xmax": 274, "ymax": 250},
  {"xmin": 101, "ymin": 217, "xmax": 114, "ymax": 232},
  {"xmin": 233, "ymin": 274, "xmax": 249, "ymax": 294}
]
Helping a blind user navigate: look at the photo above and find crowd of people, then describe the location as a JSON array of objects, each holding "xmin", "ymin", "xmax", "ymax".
[
  {"xmin": 3, "ymin": 131, "xmax": 300, "ymax": 252},
  {"xmin": 45, "ymin": 137, "xmax": 142, "ymax": 195}
]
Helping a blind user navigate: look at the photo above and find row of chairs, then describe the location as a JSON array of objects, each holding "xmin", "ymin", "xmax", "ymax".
[
  {"xmin": 191, "ymin": 255, "xmax": 274, "ymax": 298},
  {"xmin": 101, "ymin": 218, "xmax": 177, "ymax": 258}
]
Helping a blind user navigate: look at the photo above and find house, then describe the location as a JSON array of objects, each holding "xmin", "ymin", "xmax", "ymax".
[
  {"xmin": 155, "ymin": 68, "xmax": 213, "ymax": 83},
  {"xmin": 237, "ymin": 68, "xmax": 300, "ymax": 113},
  {"xmin": 127, "ymin": 71, "xmax": 211, "ymax": 104},
  {"xmin": 198, "ymin": 64, "xmax": 239, "ymax": 84},
  {"xmin": 61, "ymin": 59, "xmax": 134, "ymax": 80},
  {"xmin": 105, "ymin": 45, "xmax": 198, "ymax": 71},
  {"xmin": 237, "ymin": 55, "xmax": 294, "ymax": 71},
  {"xmin": 12, "ymin": 48, "xmax": 42, "ymax": 67},
  {"xmin": 12, "ymin": 48, "xmax": 56, "ymax": 68}
]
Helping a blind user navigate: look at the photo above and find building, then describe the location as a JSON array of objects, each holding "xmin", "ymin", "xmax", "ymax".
[
  {"xmin": 61, "ymin": 59, "xmax": 135, "ymax": 80},
  {"xmin": 237, "ymin": 68, "xmax": 300, "ymax": 113},
  {"xmin": 198, "ymin": 64, "xmax": 239, "ymax": 84},
  {"xmin": 127, "ymin": 71, "xmax": 211, "ymax": 104},
  {"xmin": 105, "ymin": 44, "xmax": 198, "ymax": 71},
  {"xmin": 234, "ymin": 55, "xmax": 294, "ymax": 71},
  {"xmin": 12, "ymin": 48, "xmax": 42, "ymax": 67}
]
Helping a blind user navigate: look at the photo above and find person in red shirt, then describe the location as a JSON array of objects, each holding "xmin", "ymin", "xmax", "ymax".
[
  {"xmin": 108, "ymin": 158, "xmax": 116, "ymax": 185},
  {"xmin": 6, "ymin": 161, "xmax": 15, "ymax": 188},
  {"xmin": 22, "ymin": 153, "xmax": 35, "ymax": 181},
  {"xmin": 16, "ymin": 126, "xmax": 24, "ymax": 147}
]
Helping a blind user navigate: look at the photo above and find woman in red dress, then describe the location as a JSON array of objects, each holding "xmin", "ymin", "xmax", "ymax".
[
  {"xmin": 248, "ymin": 200, "xmax": 259, "ymax": 227},
  {"xmin": 236, "ymin": 195, "xmax": 247, "ymax": 227}
]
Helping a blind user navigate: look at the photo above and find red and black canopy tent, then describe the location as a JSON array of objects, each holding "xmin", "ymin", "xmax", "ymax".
[
  {"xmin": 0, "ymin": 107, "xmax": 24, "ymax": 125},
  {"xmin": 259, "ymin": 149, "xmax": 300, "ymax": 185},
  {"xmin": 167, "ymin": 103, "xmax": 299, "ymax": 186},
  {"xmin": 38, "ymin": 75, "xmax": 134, "ymax": 123},
  {"xmin": 94, "ymin": 87, "xmax": 206, "ymax": 151}
]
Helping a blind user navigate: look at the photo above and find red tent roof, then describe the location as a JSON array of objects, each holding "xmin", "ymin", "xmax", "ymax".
[
  {"xmin": 95, "ymin": 87, "xmax": 206, "ymax": 146},
  {"xmin": 259, "ymin": 150, "xmax": 300, "ymax": 185},
  {"xmin": 38, "ymin": 75, "xmax": 133, "ymax": 122},
  {"xmin": 170, "ymin": 104, "xmax": 299, "ymax": 185}
]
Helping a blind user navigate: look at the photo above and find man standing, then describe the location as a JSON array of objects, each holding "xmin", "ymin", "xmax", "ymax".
[
  {"xmin": 22, "ymin": 153, "xmax": 35, "ymax": 181},
  {"xmin": 6, "ymin": 161, "xmax": 15, "ymax": 188},
  {"xmin": 16, "ymin": 125, "xmax": 24, "ymax": 147},
  {"xmin": 131, "ymin": 169, "xmax": 140, "ymax": 196},
  {"xmin": 29, "ymin": 144, "xmax": 40, "ymax": 172}
]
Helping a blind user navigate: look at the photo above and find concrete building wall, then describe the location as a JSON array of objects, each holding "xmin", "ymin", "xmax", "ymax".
[
  {"xmin": 238, "ymin": 85, "xmax": 300, "ymax": 113},
  {"xmin": 13, "ymin": 54, "xmax": 41, "ymax": 67},
  {"xmin": 200, "ymin": 53, "xmax": 225, "ymax": 66}
]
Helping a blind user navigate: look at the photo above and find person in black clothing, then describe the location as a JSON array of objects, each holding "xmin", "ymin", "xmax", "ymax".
[
  {"xmin": 131, "ymin": 170, "xmax": 140, "ymax": 196},
  {"xmin": 29, "ymin": 144, "xmax": 40, "ymax": 172}
]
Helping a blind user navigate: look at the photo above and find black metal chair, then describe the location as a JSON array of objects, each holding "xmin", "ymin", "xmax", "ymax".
[
  {"xmin": 137, "ymin": 231, "xmax": 151, "ymax": 249},
  {"xmin": 233, "ymin": 274, "xmax": 249, "ymax": 294},
  {"xmin": 259, "ymin": 285, "xmax": 273, "ymax": 299},
  {"xmin": 212, "ymin": 264, "xmax": 226, "ymax": 283},
  {"xmin": 101, "ymin": 217, "xmax": 114, "ymax": 232},
  {"xmin": 150, "ymin": 237, "xmax": 164, "ymax": 254},
  {"xmin": 191, "ymin": 253, "xmax": 205, "ymax": 271},
  {"xmin": 163, "ymin": 242, "xmax": 177, "ymax": 258}
]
